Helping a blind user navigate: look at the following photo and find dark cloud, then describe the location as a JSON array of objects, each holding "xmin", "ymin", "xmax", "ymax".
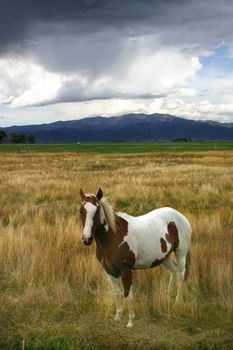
[
  {"xmin": 0, "ymin": 0, "xmax": 159, "ymax": 48},
  {"xmin": 1, "ymin": 0, "xmax": 225, "ymax": 51},
  {"xmin": 35, "ymin": 92, "xmax": 166, "ymax": 107},
  {"xmin": 1, "ymin": 0, "xmax": 230, "ymax": 69},
  {"xmin": 1, "ymin": 0, "xmax": 233, "ymax": 108},
  {"xmin": 1, "ymin": 0, "xmax": 233, "ymax": 58},
  {"xmin": 1, "ymin": 0, "xmax": 233, "ymax": 61}
]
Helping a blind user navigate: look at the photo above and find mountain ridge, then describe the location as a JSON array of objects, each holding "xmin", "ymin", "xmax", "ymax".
[{"xmin": 1, "ymin": 113, "xmax": 233, "ymax": 142}]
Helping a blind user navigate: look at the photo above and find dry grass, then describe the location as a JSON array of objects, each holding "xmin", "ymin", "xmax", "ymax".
[{"xmin": 0, "ymin": 151, "xmax": 233, "ymax": 350}]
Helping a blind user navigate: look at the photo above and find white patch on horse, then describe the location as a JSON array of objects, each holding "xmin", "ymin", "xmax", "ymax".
[
  {"xmin": 83, "ymin": 202, "xmax": 97, "ymax": 240},
  {"xmin": 118, "ymin": 208, "xmax": 191, "ymax": 269}
]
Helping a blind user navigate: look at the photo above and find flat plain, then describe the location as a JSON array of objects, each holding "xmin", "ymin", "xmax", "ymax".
[
  {"xmin": 0, "ymin": 141, "xmax": 233, "ymax": 153},
  {"xmin": 0, "ymin": 149, "xmax": 233, "ymax": 349}
]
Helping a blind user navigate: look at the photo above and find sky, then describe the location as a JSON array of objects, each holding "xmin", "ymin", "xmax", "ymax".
[{"xmin": 1, "ymin": 0, "xmax": 233, "ymax": 127}]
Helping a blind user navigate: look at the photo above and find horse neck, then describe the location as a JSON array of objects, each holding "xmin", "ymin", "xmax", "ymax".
[
  {"xmin": 94, "ymin": 207, "xmax": 115, "ymax": 246},
  {"xmin": 94, "ymin": 209, "xmax": 128, "ymax": 249}
]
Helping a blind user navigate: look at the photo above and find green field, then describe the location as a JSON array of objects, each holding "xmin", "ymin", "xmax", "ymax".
[{"xmin": 0, "ymin": 141, "xmax": 233, "ymax": 153}]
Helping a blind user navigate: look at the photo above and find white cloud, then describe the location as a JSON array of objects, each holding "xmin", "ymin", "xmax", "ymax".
[
  {"xmin": 57, "ymin": 99, "xmax": 150, "ymax": 119},
  {"xmin": 0, "ymin": 56, "xmax": 63, "ymax": 107},
  {"xmin": 0, "ymin": 44, "xmax": 202, "ymax": 109},
  {"xmin": 1, "ymin": 21, "xmax": 233, "ymax": 124},
  {"xmin": 55, "ymin": 96, "xmax": 233, "ymax": 123},
  {"xmin": 2, "ymin": 94, "xmax": 233, "ymax": 127},
  {"xmin": 114, "ymin": 48, "xmax": 201, "ymax": 96},
  {"xmin": 11, "ymin": 72, "xmax": 62, "ymax": 108},
  {"xmin": 160, "ymin": 98, "xmax": 233, "ymax": 122},
  {"xmin": 172, "ymin": 88, "xmax": 197, "ymax": 97}
]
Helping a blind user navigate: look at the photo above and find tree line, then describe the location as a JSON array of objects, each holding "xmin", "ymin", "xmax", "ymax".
[{"xmin": 0, "ymin": 131, "xmax": 36, "ymax": 144}]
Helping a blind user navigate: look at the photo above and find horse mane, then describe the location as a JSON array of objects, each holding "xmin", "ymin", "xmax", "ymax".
[{"xmin": 99, "ymin": 197, "xmax": 117, "ymax": 234}]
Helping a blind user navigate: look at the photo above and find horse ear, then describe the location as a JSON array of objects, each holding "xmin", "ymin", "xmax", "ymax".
[
  {"xmin": 80, "ymin": 188, "xmax": 85, "ymax": 200},
  {"xmin": 96, "ymin": 187, "xmax": 103, "ymax": 200}
]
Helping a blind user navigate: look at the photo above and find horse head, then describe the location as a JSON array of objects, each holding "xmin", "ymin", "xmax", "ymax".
[{"xmin": 79, "ymin": 188, "xmax": 103, "ymax": 245}]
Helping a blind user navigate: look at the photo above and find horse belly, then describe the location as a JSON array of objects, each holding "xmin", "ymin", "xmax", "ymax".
[
  {"xmin": 133, "ymin": 240, "xmax": 166, "ymax": 269},
  {"xmin": 132, "ymin": 226, "xmax": 168, "ymax": 269}
]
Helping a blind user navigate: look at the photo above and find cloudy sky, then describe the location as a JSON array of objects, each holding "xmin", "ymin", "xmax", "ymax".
[{"xmin": 1, "ymin": 0, "xmax": 233, "ymax": 126}]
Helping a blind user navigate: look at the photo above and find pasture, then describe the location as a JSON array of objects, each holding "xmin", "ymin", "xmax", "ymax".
[
  {"xmin": 0, "ymin": 150, "xmax": 233, "ymax": 349},
  {"xmin": 0, "ymin": 141, "xmax": 233, "ymax": 154}
]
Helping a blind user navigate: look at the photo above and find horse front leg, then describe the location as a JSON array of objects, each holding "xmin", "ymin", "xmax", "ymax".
[
  {"xmin": 121, "ymin": 268, "xmax": 135, "ymax": 328},
  {"xmin": 106, "ymin": 274, "xmax": 123, "ymax": 321}
]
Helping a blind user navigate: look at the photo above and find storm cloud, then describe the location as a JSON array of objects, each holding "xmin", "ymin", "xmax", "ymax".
[
  {"xmin": 1, "ymin": 0, "xmax": 233, "ymax": 124},
  {"xmin": 1, "ymin": 0, "xmax": 233, "ymax": 51}
]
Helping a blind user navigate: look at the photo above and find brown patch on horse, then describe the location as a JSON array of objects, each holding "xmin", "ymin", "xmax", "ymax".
[
  {"xmin": 166, "ymin": 221, "xmax": 179, "ymax": 251},
  {"xmin": 121, "ymin": 268, "xmax": 133, "ymax": 297},
  {"xmin": 150, "ymin": 257, "xmax": 166, "ymax": 268},
  {"xmin": 160, "ymin": 238, "xmax": 167, "ymax": 253},
  {"xmin": 151, "ymin": 221, "xmax": 179, "ymax": 268},
  {"xmin": 95, "ymin": 215, "xmax": 135, "ymax": 278},
  {"xmin": 84, "ymin": 195, "xmax": 99, "ymax": 205}
]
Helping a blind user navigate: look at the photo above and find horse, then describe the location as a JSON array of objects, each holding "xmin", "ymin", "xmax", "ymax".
[{"xmin": 79, "ymin": 188, "xmax": 192, "ymax": 327}]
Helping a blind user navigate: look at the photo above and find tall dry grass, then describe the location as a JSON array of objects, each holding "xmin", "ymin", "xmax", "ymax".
[{"xmin": 0, "ymin": 151, "xmax": 233, "ymax": 349}]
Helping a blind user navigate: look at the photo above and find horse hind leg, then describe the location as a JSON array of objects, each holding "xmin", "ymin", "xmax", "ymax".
[
  {"xmin": 174, "ymin": 250, "xmax": 190, "ymax": 303},
  {"xmin": 184, "ymin": 249, "xmax": 191, "ymax": 281},
  {"xmin": 163, "ymin": 256, "xmax": 178, "ymax": 294}
]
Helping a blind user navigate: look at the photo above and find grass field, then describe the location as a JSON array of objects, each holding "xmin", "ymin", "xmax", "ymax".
[
  {"xmin": 0, "ymin": 141, "xmax": 233, "ymax": 153},
  {"xmin": 0, "ymin": 150, "xmax": 233, "ymax": 349}
]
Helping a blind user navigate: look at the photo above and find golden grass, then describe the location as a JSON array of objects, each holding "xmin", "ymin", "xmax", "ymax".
[{"xmin": 0, "ymin": 151, "xmax": 233, "ymax": 349}]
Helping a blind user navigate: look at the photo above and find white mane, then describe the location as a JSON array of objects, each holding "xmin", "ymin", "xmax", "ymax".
[{"xmin": 99, "ymin": 197, "xmax": 117, "ymax": 234}]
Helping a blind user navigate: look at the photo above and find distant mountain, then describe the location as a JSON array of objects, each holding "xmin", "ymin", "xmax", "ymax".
[{"xmin": 1, "ymin": 113, "xmax": 233, "ymax": 142}]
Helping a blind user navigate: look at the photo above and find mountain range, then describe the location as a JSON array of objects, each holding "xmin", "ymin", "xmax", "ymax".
[{"xmin": 1, "ymin": 113, "xmax": 233, "ymax": 142}]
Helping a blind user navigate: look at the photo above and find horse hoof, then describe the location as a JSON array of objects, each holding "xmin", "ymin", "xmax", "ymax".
[
  {"xmin": 114, "ymin": 315, "xmax": 121, "ymax": 321},
  {"xmin": 126, "ymin": 321, "xmax": 134, "ymax": 328},
  {"xmin": 114, "ymin": 310, "xmax": 123, "ymax": 321},
  {"xmin": 175, "ymin": 296, "xmax": 184, "ymax": 305}
]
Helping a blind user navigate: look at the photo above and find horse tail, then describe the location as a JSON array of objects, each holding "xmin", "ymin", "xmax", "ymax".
[{"xmin": 184, "ymin": 249, "xmax": 191, "ymax": 281}]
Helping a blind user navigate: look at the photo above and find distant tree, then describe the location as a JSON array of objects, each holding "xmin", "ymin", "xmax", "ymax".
[
  {"xmin": 9, "ymin": 132, "xmax": 26, "ymax": 144},
  {"xmin": 9, "ymin": 133, "xmax": 17, "ymax": 143},
  {"xmin": 0, "ymin": 130, "xmax": 7, "ymax": 143},
  {"xmin": 19, "ymin": 134, "xmax": 26, "ymax": 143},
  {"xmin": 172, "ymin": 137, "xmax": 192, "ymax": 142},
  {"xmin": 113, "ymin": 139, "xmax": 125, "ymax": 143},
  {"xmin": 27, "ymin": 134, "xmax": 36, "ymax": 144}
]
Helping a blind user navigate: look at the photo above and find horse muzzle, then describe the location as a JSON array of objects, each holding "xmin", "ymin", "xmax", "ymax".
[{"xmin": 82, "ymin": 235, "xmax": 93, "ymax": 246}]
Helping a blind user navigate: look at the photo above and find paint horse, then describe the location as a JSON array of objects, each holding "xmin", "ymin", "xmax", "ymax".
[{"xmin": 79, "ymin": 188, "xmax": 192, "ymax": 327}]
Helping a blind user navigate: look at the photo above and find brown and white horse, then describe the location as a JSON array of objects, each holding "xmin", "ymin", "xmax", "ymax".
[{"xmin": 79, "ymin": 188, "xmax": 192, "ymax": 327}]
